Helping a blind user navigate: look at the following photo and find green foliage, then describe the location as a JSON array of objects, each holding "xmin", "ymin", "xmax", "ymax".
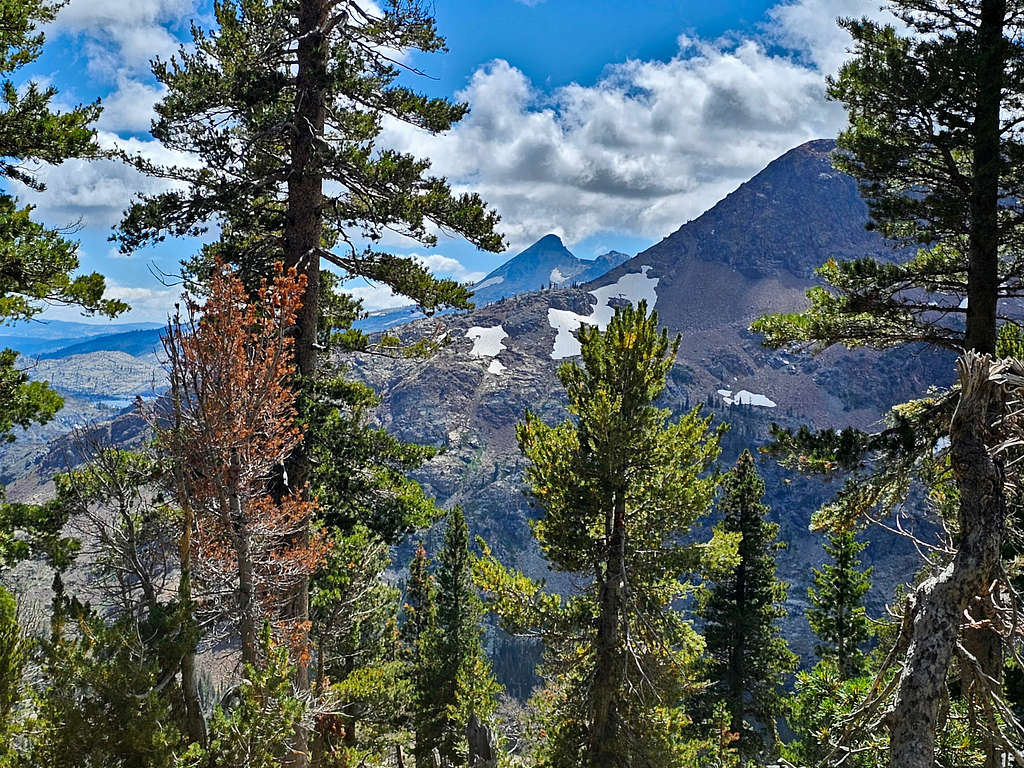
[
  {"xmin": 477, "ymin": 302, "xmax": 728, "ymax": 768},
  {"xmin": 0, "ymin": 586, "xmax": 25, "ymax": 764},
  {"xmin": 114, "ymin": 0, "xmax": 503, "ymax": 314},
  {"xmin": 697, "ymin": 451, "xmax": 797, "ymax": 763},
  {"xmin": 25, "ymin": 580, "xmax": 185, "ymax": 768},
  {"xmin": 807, "ymin": 530, "xmax": 873, "ymax": 679},
  {"xmin": 178, "ymin": 628, "xmax": 306, "ymax": 768},
  {"xmin": 410, "ymin": 509, "xmax": 499, "ymax": 766},
  {"xmin": 785, "ymin": 660, "xmax": 886, "ymax": 768}
]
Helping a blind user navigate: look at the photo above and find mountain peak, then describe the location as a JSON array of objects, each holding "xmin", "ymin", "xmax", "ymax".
[{"xmin": 533, "ymin": 233, "xmax": 565, "ymax": 248}]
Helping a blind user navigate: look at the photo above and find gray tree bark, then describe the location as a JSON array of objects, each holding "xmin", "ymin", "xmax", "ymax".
[
  {"xmin": 888, "ymin": 353, "xmax": 1006, "ymax": 767},
  {"xmin": 588, "ymin": 492, "xmax": 627, "ymax": 768}
]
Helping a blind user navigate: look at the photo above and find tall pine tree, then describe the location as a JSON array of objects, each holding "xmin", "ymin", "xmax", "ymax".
[
  {"xmin": 476, "ymin": 302, "xmax": 732, "ymax": 768},
  {"xmin": 413, "ymin": 508, "xmax": 499, "ymax": 767},
  {"xmin": 698, "ymin": 451, "xmax": 796, "ymax": 765},
  {"xmin": 114, "ymin": 8, "xmax": 502, "ymax": 762},
  {"xmin": 807, "ymin": 530, "xmax": 873, "ymax": 680},
  {"xmin": 751, "ymin": 1, "xmax": 1024, "ymax": 762}
]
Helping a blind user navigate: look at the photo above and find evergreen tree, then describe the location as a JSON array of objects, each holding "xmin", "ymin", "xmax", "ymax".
[
  {"xmin": 807, "ymin": 530, "xmax": 873, "ymax": 680},
  {"xmin": 476, "ymin": 302, "xmax": 732, "ymax": 768},
  {"xmin": 751, "ymin": 2, "xmax": 1024, "ymax": 763},
  {"xmin": 699, "ymin": 451, "xmax": 796, "ymax": 764},
  {"xmin": 417, "ymin": 508, "xmax": 499, "ymax": 767},
  {"xmin": 402, "ymin": 542, "xmax": 437, "ymax": 765},
  {"xmin": 114, "ymin": 7, "xmax": 503, "ymax": 741}
]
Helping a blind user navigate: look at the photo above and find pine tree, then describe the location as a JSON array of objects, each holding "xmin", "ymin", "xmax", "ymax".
[
  {"xmin": 476, "ymin": 302, "xmax": 730, "ymax": 768},
  {"xmin": 699, "ymin": 451, "xmax": 796, "ymax": 765},
  {"xmin": 807, "ymin": 530, "xmax": 873, "ymax": 680},
  {"xmin": 114, "ymin": 7, "xmax": 503, "ymax": 735},
  {"xmin": 750, "ymin": 2, "xmax": 1024, "ymax": 763},
  {"xmin": 418, "ymin": 508, "xmax": 499, "ymax": 766},
  {"xmin": 402, "ymin": 542, "xmax": 438, "ymax": 765}
]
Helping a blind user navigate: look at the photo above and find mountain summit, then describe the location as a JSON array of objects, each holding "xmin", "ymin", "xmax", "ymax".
[
  {"xmin": 590, "ymin": 139, "xmax": 907, "ymax": 333},
  {"xmin": 470, "ymin": 234, "xmax": 630, "ymax": 305}
]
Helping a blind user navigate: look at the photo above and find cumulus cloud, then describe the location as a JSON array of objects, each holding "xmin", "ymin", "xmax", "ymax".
[
  {"xmin": 10, "ymin": 131, "xmax": 200, "ymax": 232},
  {"xmin": 52, "ymin": 0, "xmax": 198, "ymax": 78},
  {"xmin": 96, "ymin": 76, "xmax": 165, "ymax": 134},
  {"xmin": 375, "ymin": 0, "xmax": 902, "ymax": 250}
]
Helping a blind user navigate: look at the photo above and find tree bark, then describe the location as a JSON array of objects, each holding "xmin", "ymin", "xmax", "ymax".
[
  {"xmin": 730, "ymin": 559, "xmax": 746, "ymax": 766},
  {"xmin": 283, "ymin": 3, "xmax": 328, "ymax": 764},
  {"xmin": 172, "ymin": 374, "xmax": 207, "ymax": 747},
  {"xmin": 229, "ymin": 448, "xmax": 259, "ymax": 668},
  {"xmin": 589, "ymin": 492, "xmax": 626, "ymax": 768},
  {"xmin": 888, "ymin": 353, "xmax": 1006, "ymax": 768},
  {"xmin": 961, "ymin": 6, "xmax": 1007, "ymax": 765}
]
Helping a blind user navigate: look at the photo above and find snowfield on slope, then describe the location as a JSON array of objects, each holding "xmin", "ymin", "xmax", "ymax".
[
  {"xmin": 466, "ymin": 325, "xmax": 508, "ymax": 357},
  {"xmin": 717, "ymin": 389, "xmax": 777, "ymax": 408},
  {"xmin": 546, "ymin": 267, "xmax": 659, "ymax": 359}
]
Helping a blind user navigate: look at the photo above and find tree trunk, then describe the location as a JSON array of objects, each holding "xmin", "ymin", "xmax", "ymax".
[
  {"xmin": 961, "ymin": 6, "xmax": 1007, "ymax": 765},
  {"xmin": 171, "ymin": 371, "xmax": 207, "ymax": 747},
  {"xmin": 230, "ymin": 448, "xmax": 258, "ymax": 667},
  {"xmin": 964, "ymin": 0, "xmax": 1005, "ymax": 356},
  {"xmin": 589, "ymin": 493, "xmax": 626, "ymax": 768},
  {"xmin": 283, "ymin": 3, "xmax": 328, "ymax": 764},
  {"xmin": 888, "ymin": 354, "xmax": 1006, "ymax": 768},
  {"xmin": 730, "ymin": 559, "xmax": 746, "ymax": 766}
]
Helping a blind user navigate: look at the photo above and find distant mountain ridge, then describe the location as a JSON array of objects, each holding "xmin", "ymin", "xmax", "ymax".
[
  {"xmin": 469, "ymin": 234, "xmax": 631, "ymax": 305},
  {"xmin": 0, "ymin": 320, "xmax": 163, "ymax": 357},
  {"xmin": 357, "ymin": 236, "xmax": 631, "ymax": 332}
]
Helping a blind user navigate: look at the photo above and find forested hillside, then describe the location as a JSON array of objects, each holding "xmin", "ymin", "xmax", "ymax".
[{"xmin": 1, "ymin": 1, "xmax": 1024, "ymax": 767}]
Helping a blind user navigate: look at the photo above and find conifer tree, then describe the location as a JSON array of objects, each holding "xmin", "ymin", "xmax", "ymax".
[
  {"xmin": 699, "ymin": 451, "xmax": 796, "ymax": 765},
  {"xmin": 402, "ymin": 542, "xmax": 437, "ymax": 764},
  {"xmin": 476, "ymin": 302, "xmax": 730, "ymax": 768},
  {"xmin": 751, "ymin": 2, "xmax": 1024, "ymax": 763},
  {"xmin": 417, "ymin": 508, "xmax": 499, "ymax": 766},
  {"xmin": 807, "ymin": 530, "xmax": 873, "ymax": 680},
  {"xmin": 114, "ymin": 6, "xmax": 504, "ymax": 733}
]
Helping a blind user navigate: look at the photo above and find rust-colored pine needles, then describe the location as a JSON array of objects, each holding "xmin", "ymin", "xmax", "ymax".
[{"xmin": 155, "ymin": 261, "xmax": 327, "ymax": 666}]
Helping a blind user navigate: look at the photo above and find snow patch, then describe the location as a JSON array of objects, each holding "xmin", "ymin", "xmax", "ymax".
[
  {"xmin": 466, "ymin": 325, "xmax": 508, "ymax": 357},
  {"xmin": 717, "ymin": 389, "xmax": 777, "ymax": 408},
  {"xmin": 487, "ymin": 359, "xmax": 507, "ymax": 375},
  {"xmin": 474, "ymin": 275, "xmax": 505, "ymax": 291},
  {"xmin": 546, "ymin": 267, "xmax": 660, "ymax": 359}
]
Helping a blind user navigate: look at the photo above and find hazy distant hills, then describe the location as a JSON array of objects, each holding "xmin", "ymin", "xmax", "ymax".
[
  {"xmin": 0, "ymin": 320, "xmax": 163, "ymax": 357},
  {"xmin": 357, "ymin": 236, "xmax": 631, "ymax": 332},
  {"xmin": 37, "ymin": 328, "xmax": 164, "ymax": 359}
]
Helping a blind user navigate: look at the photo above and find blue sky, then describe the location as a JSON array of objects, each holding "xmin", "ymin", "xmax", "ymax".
[{"xmin": 13, "ymin": 0, "xmax": 878, "ymax": 322}]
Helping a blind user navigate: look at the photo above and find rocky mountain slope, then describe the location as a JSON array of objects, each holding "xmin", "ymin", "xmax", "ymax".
[
  {"xmin": 0, "ymin": 139, "xmax": 948, "ymax": 695},
  {"xmin": 347, "ymin": 139, "xmax": 948, "ymax": 683}
]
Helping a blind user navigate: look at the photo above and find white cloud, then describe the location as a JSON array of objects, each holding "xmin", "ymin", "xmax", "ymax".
[
  {"xmin": 11, "ymin": 131, "xmax": 200, "ymax": 232},
  {"xmin": 377, "ymin": 0, "xmax": 896, "ymax": 250},
  {"xmin": 96, "ymin": 76, "xmax": 165, "ymax": 133},
  {"xmin": 412, "ymin": 253, "xmax": 486, "ymax": 284},
  {"xmin": 38, "ymin": 278, "xmax": 178, "ymax": 324},
  {"xmin": 340, "ymin": 252, "xmax": 486, "ymax": 311},
  {"xmin": 52, "ymin": 0, "xmax": 198, "ymax": 78}
]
